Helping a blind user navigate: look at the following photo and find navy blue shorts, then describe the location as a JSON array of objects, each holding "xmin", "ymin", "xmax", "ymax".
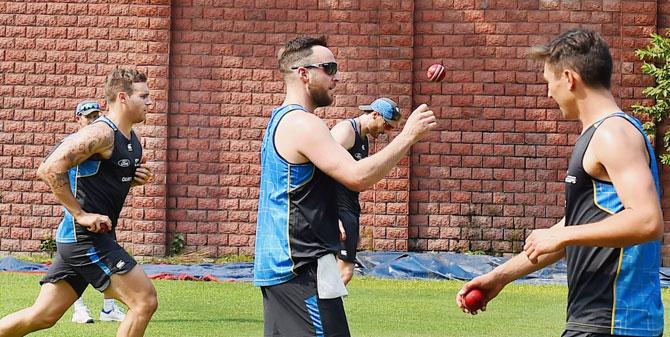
[
  {"xmin": 261, "ymin": 264, "xmax": 350, "ymax": 337},
  {"xmin": 336, "ymin": 210, "xmax": 359, "ymax": 263},
  {"xmin": 562, "ymin": 330, "xmax": 662, "ymax": 337},
  {"xmin": 40, "ymin": 238, "xmax": 136, "ymax": 296}
]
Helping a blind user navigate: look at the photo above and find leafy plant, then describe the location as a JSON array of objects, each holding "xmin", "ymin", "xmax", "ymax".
[
  {"xmin": 633, "ymin": 31, "xmax": 670, "ymax": 164},
  {"xmin": 464, "ymin": 250, "xmax": 485, "ymax": 256},
  {"xmin": 39, "ymin": 236, "xmax": 57, "ymax": 258},
  {"xmin": 169, "ymin": 233, "xmax": 186, "ymax": 256}
]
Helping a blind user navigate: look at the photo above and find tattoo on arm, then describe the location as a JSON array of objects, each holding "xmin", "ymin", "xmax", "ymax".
[
  {"xmin": 42, "ymin": 171, "xmax": 70, "ymax": 191},
  {"xmin": 62, "ymin": 128, "xmax": 114, "ymax": 168},
  {"xmin": 40, "ymin": 124, "xmax": 114, "ymax": 190}
]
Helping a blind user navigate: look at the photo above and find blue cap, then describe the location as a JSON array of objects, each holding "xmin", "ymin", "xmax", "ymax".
[
  {"xmin": 75, "ymin": 100, "xmax": 101, "ymax": 116},
  {"xmin": 358, "ymin": 98, "xmax": 400, "ymax": 121}
]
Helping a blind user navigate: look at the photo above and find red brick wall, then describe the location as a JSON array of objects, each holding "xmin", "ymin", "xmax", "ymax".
[
  {"xmin": 168, "ymin": 0, "xmax": 414, "ymax": 255},
  {"xmin": 409, "ymin": 0, "xmax": 665, "ymax": 260},
  {"xmin": 0, "ymin": 1, "xmax": 170, "ymax": 256},
  {"xmin": 1, "ymin": 0, "xmax": 668, "ymax": 264},
  {"xmin": 660, "ymin": 0, "xmax": 670, "ymax": 29}
]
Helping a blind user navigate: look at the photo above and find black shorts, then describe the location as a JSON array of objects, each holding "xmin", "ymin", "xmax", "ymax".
[
  {"xmin": 562, "ymin": 330, "xmax": 662, "ymax": 337},
  {"xmin": 261, "ymin": 264, "xmax": 350, "ymax": 337},
  {"xmin": 337, "ymin": 210, "xmax": 359, "ymax": 263},
  {"xmin": 40, "ymin": 239, "xmax": 137, "ymax": 297}
]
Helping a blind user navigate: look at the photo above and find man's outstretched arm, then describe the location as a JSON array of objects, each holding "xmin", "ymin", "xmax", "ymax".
[
  {"xmin": 457, "ymin": 218, "xmax": 567, "ymax": 314},
  {"xmin": 286, "ymin": 104, "xmax": 435, "ymax": 191}
]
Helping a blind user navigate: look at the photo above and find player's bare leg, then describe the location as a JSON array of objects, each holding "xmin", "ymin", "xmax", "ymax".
[
  {"xmin": 0, "ymin": 281, "xmax": 78, "ymax": 337},
  {"xmin": 103, "ymin": 265, "xmax": 157, "ymax": 337}
]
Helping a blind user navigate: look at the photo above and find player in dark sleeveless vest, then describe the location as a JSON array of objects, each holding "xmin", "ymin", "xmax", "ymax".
[
  {"xmin": 0, "ymin": 69, "xmax": 158, "ymax": 337},
  {"xmin": 563, "ymin": 113, "xmax": 663, "ymax": 336},
  {"xmin": 39, "ymin": 114, "xmax": 144, "ymax": 295},
  {"xmin": 255, "ymin": 37, "xmax": 436, "ymax": 337},
  {"xmin": 63, "ymin": 99, "xmax": 130, "ymax": 324},
  {"xmin": 456, "ymin": 29, "xmax": 664, "ymax": 337},
  {"xmin": 55, "ymin": 116, "xmax": 142, "ymax": 245},
  {"xmin": 332, "ymin": 98, "xmax": 402, "ymax": 284},
  {"xmin": 334, "ymin": 118, "xmax": 369, "ymax": 215},
  {"xmin": 255, "ymin": 104, "xmax": 340, "ymax": 285}
]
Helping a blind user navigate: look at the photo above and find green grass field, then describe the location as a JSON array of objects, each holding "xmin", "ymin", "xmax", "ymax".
[{"xmin": 1, "ymin": 272, "xmax": 669, "ymax": 337}]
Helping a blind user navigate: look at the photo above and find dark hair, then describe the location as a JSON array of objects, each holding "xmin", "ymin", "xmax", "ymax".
[
  {"xmin": 104, "ymin": 68, "xmax": 148, "ymax": 103},
  {"xmin": 278, "ymin": 36, "xmax": 327, "ymax": 74},
  {"xmin": 529, "ymin": 28, "xmax": 612, "ymax": 89}
]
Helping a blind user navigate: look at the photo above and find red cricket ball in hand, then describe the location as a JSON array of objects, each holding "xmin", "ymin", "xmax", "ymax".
[
  {"xmin": 464, "ymin": 288, "xmax": 485, "ymax": 311},
  {"xmin": 427, "ymin": 63, "xmax": 446, "ymax": 82}
]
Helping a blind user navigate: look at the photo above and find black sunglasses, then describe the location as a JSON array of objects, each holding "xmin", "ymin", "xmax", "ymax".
[{"xmin": 290, "ymin": 62, "xmax": 338, "ymax": 76}]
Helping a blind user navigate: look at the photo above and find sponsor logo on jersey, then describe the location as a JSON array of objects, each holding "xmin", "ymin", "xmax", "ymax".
[
  {"xmin": 565, "ymin": 175, "xmax": 577, "ymax": 184},
  {"xmin": 118, "ymin": 159, "xmax": 131, "ymax": 167},
  {"xmin": 122, "ymin": 176, "xmax": 132, "ymax": 182}
]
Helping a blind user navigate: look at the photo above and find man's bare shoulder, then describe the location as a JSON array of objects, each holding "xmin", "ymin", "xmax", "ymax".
[
  {"xmin": 72, "ymin": 121, "xmax": 114, "ymax": 141},
  {"xmin": 591, "ymin": 115, "xmax": 649, "ymax": 168},
  {"xmin": 331, "ymin": 119, "xmax": 356, "ymax": 149},
  {"xmin": 281, "ymin": 109, "xmax": 328, "ymax": 131},
  {"xmin": 595, "ymin": 116, "xmax": 646, "ymax": 148},
  {"xmin": 61, "ymin": 122, "xmax": 116, "ymax": 158},
  {"xmin": 332, "ymin": 118, "xmax": 353, "ymax": 129}
]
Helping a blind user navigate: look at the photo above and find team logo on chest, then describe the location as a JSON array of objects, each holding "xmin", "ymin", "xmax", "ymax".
[{"xmin": 118, "ymin": 159, "xmax": 131, "ymax": 167}]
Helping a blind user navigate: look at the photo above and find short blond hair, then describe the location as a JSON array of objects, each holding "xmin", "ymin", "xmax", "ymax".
[{"xmin": 104, "ymin": 68, "xmax": 147, "ymax": 103}]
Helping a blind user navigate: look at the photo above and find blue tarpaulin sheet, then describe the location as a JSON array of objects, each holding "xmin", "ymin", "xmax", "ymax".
[
  {"xmin": 0, "ymin": 257, "xmax": 48, "ymax": 273},
  {"xmin": 2, "ymin": 253, "xmax": 669, "ymax": 287},
  {"xmin": 142, "ymin": 262, "xmax": 254, "ymax": 282},
  {"xmin": 356, "ymin": 252, "xmax": 568, "ymax": 284},
  {"xmin": 0, "ymin": 256, "xmax": 254, "ymax": 282}
]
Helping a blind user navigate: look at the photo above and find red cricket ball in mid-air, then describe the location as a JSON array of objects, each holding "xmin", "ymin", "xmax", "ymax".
[
  {"xmin": 427, "ymin": 63, "xmax": 446, "ymax": 82},
  {"xmin": 464, "ymin": 288, "xmax": 485, "ymax": 311}
]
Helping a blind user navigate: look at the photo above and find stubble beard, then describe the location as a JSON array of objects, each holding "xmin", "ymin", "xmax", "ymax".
[{"xmin": 309, "ymin": 83, "xmax": 333, "ymax": 108}]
